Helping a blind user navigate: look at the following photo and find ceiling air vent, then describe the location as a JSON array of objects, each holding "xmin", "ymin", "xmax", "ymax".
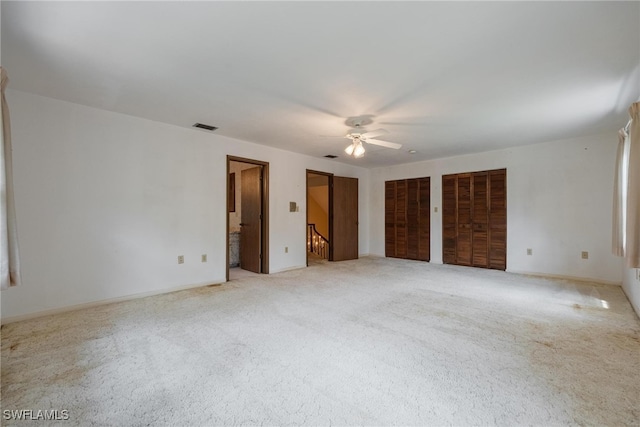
[
  {"xmin": 193, "ymin": 123, "xmax": 218, "ymax": 131},
  {"xmin": 324, "ymin": 155, "xmax": 338, "ymax": 159}
]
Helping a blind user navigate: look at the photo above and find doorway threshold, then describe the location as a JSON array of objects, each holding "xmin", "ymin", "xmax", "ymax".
[{"xmin": 229, "ymin": 267, "xmax": 261, "ymax": 281}]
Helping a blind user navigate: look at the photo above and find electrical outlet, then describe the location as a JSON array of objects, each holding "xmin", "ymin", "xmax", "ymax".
[
  {"xmin": 527, "ymin": 248, "xmax": 532, "ymax": 256},
  {"xmin": 581, "ymin": 251, "xmax": 589, "ymax": 260},
  {"xmin": 285, "ymin": 247, "xmax": 288, "ymax": 253},
  {"xmin": 201, "ymin": 254, "xmax": 207, "ymax": 263},
  {"xmin": 178, "ymin": 255, "xmax": 184, "ymax": 264}
]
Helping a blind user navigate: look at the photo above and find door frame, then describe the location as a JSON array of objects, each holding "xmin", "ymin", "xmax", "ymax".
[
  {"xmin": 227, "ymin": 156, "xmax": 270, "ymax": 280},
  {"xmin": 306, "ymin": 170, "xmax": 333, "ymax": 265}
]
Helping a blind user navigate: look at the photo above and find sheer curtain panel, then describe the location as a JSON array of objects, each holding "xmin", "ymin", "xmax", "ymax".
[
  {"xmin": 1, "ymin": 67, "xmax": 21, "ymax": 290},
  {"xmin": 626, "ymin": 102, "xmax": 640, "ymax": 268},
  {"xmin": 612, "ymin": 129, "xmax": 627, "ymax": 256}
]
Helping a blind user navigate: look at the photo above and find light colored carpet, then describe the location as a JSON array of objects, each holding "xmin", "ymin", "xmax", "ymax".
[
  {"xmin": 229, "ymin": 267, "xmax": 261, "ymax": 281},
  {"xmin": 2, "ymin": 256, "xmax": 639, "ymax": 426}
]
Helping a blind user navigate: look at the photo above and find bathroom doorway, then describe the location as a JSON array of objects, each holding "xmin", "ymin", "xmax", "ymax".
[{"xmin": 227, "ymin": 156, "xmax": 269, "ymax": 280}]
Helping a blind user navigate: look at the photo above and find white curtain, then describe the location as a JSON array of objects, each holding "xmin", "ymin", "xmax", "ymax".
[
  {"xmin": 612, "ymin": 129, "xmax": 627, "ymax": 256},
  {"xmin": 1, "ymin": 67, "xmax": 21, "ymax": 290},
  {"xmin": 626, "ymin": 102, "xmax": 640, "ymax": 268}
]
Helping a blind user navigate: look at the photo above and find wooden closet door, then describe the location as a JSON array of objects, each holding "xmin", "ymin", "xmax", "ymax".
[
  {"xmin": 418, "ymin": 177, "xmax": 430, "ymax": 261},
  {"xmin": 472, "ymin": 172, "xmax": 489, "ymax": 268},
  {"xmin": 395, "ymin": 180, "xmax": 408, "ymax": 258},
  {"xmin": 407, "ymin": 179, "xmax": 419, "ymax": 259},
  {"xmin": 489, "ymin": 169, "xmax": 507, "ymax": 270},
  {"xmin": 385, "ymin": 181, "xmax": 396, "ymax": 257},
  {"xmin": 443, "ymin": 169, "xmax": 506, "ymax": 270},
  {"xmin": 385, "ymin": 177, "xmax": 431, "ymax": 262},
  {"xmin": 456, "ymin": 174, "xmax": 472, "ymax": 265},
  {"xmin": 442, "ymin": 175, "xmax": 457, "ymax": 264}
]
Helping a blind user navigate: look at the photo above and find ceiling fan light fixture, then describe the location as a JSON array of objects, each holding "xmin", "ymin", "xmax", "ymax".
[
  {"xmin": 353, "ymin": 141, "xmax": 365, "ymax": 158},
  {"xmin": 328, "ymin": 117, "xmax": 400, "ymax": 159}
]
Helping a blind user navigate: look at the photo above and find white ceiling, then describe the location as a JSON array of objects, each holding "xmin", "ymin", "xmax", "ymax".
[{"xmin": 3, "ymin": 1, "xmax": 639, "ymax": 168}]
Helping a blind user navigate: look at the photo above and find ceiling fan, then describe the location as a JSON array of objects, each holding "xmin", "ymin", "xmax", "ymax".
[{"xmin": 325, "ymin": 117, "xmax": 402, "ymax": 158}]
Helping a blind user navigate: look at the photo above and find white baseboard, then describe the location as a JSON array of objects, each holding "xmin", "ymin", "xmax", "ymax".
[
  {"xmin": 507, "ymin": 269, "xmax": 621, "ymax": 286},
  {"xmin": 1, "ymin": 279, "xmax": 225, "ymax": 325}
]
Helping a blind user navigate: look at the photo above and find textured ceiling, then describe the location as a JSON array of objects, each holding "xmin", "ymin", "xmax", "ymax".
[{"xmin": 3, "ymin": 1, "xmax": 639, "ymax": 168}]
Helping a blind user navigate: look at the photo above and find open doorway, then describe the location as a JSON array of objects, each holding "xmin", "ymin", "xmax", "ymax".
[
  {"xmin": 227, "ymin": 156, "xmax": 269, "ymax": 281},
  {"xmin": 307, "ymin": 171, "xmax": 330, "ymax": 266},
  {"xmin": 306, "ymin": 170, "xmax": 359, "ymax": 265}
]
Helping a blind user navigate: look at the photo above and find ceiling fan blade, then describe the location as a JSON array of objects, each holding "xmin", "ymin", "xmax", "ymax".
[
  {"xmin": 379, "ymin": 116, "xmax": 455, "ymax": 127},
  {"xmin": 319, "ymin": 134, "xmax": 350, "ymax": 138},
  {"xmin": 366, "ymin": 139, "xmax": 402, "ymax": 149},
  {"xmin": 361, "ymin": 128, "xmax": 388, "ymax": 139},
  {"xmin": 379, "ymin": 121, "xmax": 431, "ymax": 127}
]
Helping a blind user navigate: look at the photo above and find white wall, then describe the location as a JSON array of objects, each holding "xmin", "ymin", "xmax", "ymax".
[
  {"xmin": 3, "ymin": 89, "xmax": 627, "ymax": 321},
  {"xmin": 1, "ymin": 90, "xmax": 370, "ymax": 321},
  {"xmin": 622, "ymin": 268, "xmax": 640, "ymax": 316},
  {"xmin": 370, "ymin": 133, "xmax": 623, "ymax": 284}
]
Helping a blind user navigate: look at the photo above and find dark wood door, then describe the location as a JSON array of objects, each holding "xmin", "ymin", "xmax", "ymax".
[
  {"xmin": 407, "ymin": 179, "xmax": 419, "ymax": 259},
  {"xmin": 332, "ymin": 176, "xmax": 358, "ymax": 261},
  {"xmin": 240, "ymin": 167, "xmax": 261, "ymax": 273},
  {"xmin": 442, "ymin": 175, "xmax": 457, "ymax": 264},
  {"xmin": 395, "ymin": 180, "xmax": 408, "ymax": 258},
  {"xmin": 472, "ymin": 172, "xmax": 489, "ymax": 268},
  {"xmin": 385, "ymin": 181, "xmax": 396, "ymax": 257},
  {"xmin": 442, "ymin": 168, "xmax": 506, "ymax": 270},
  {"xmin": 385, "ymin": 177, "xmax": 430, "ymax": 261},
  {"xmin": 456, "ymin": 174, "xmax": 472, "ymax": 266},
  {"xmin": 489, "ymin": 170, "xmax": 507, "ymax": 270},
  {"xmin": 418, "ymin": 177, "xmax": 431, "ymax": 261}
]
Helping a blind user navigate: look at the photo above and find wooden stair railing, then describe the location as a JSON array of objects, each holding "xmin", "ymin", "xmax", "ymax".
[{"xmin": 307, "ymin": 224, "xmax": 329, "ymax": 259}]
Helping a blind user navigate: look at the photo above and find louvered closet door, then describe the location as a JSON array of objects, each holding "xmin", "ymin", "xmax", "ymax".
[
  {"xmin": 489, "ymin": 170, "xmax": 507, "ymax": 270},
  {"xmin": 418, "ymin": 177, "xmax": 431, "ymax": 261},
  {"xmin": 442, "ymin": 175, "xmax": 457, "ymax": 264},
  {"xmin": 395, "ymin": 180, "xmax": 408, "ymax": 258},
  {"xmin": 442, "ymin": 169, "xmax": 507, "ymax": 271},
  {"xmin": 385, "ymin": 181, "xmax": 397, "ymax": 257},
  {"xmin": 386, "ymin": 180, "xmax": 404, "ymax": 258},
  {"xmin": 456, "ymin": 174, "xmax": 472, "ymax": 266},
  {"xmin": 407, "ymin": 179, "xmax": 419, "ymax": 259},
  {"xmin": 472, "ymin": 172, "xmax": 489, "ymax": 268},
  {"xmin": 384, "ymin": 177, "xmax": 431, "ymax": 262}
]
